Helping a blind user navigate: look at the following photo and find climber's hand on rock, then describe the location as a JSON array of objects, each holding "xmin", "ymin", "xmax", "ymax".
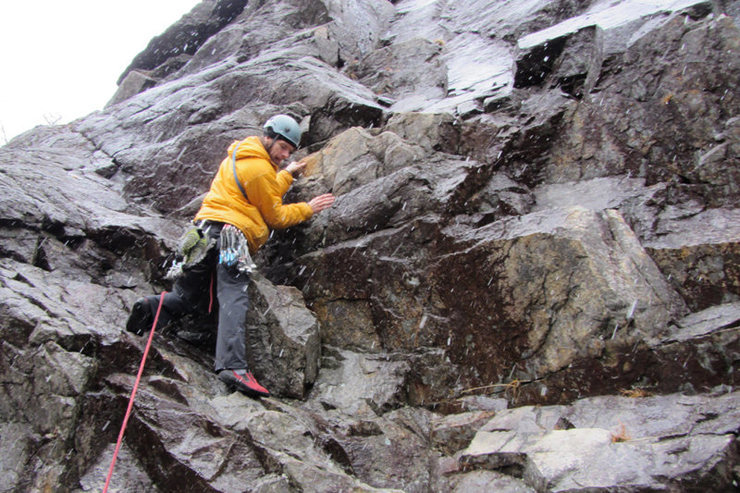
[
  {"xmin": 285, "ymin": 160, "xmax": 307, "ymax": 176},
  {"xmin": 308, "ymin": 193, "xmax": 335, "ymax": 214}
]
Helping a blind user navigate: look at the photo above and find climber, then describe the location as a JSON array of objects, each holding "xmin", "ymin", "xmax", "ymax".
[{"xmin": 125, "ymin": 114, "xmax": 335, "ymax": 398}]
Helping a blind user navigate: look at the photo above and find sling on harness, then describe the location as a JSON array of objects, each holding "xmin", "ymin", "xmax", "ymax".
[{"xmin": 166, "ymin": 226, "xmax": 212, "ymax": 280}]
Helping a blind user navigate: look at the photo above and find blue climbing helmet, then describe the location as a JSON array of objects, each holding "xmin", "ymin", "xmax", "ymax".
[{"xmin": 263, "ymin": 114, "xmax": 302, "ymax": 148}]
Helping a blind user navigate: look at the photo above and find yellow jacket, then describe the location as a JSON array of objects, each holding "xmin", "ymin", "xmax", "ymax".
[{"xmin": 194, "ymin": 136, "xmax": 313, "ymax": 253}]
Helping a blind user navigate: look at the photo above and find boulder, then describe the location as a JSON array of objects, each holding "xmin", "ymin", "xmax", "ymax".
[
  {"xmin": 348, "ymin": 37, "xmax": 448, "ymax": 107},
  {"xmin": 461, "ymin": 391, "xmax": 740, "ymax": 492},
  {"xmin": 106, "ymin": 70, "xmax": 158, "ymax": 108},
  {"xmin": 384, "ymin": 112, "xmax": 460, "ymax": 154},
  {"xmin": 646, "ymin": 207, "xmax": 740, "ymax": 310},
  {"xmin": 548, "ymin": 13, "xmax": 740, "ymax": 204},
  {"xmin": 245, "ymin": 273, "xmax": 321, "ymax": 399},
  {"xmin": 297, "ymin": 205, "xmax": 689, "ymax": 397},
  {"xmin": 307, "ymin": 347, "xmax": 410, "ymax": 417},
  {"xmin": 430, "ymin": 411, "xmax": 497, "ymax": 456}
]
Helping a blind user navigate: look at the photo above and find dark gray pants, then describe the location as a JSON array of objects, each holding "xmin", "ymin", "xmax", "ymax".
[{"xmin": 140, "ymin": 223, "xmax": 249, "ymax": 372}]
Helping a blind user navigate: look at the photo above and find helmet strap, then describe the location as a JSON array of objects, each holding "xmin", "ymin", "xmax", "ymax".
[{"xmin": 262, "ymin": 132, "xmax": 276, "ymax": 154}]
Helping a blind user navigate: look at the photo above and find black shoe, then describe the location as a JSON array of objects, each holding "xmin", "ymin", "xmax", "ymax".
[
  {"xmin": 126, "ymin": 298, "xmax": 153, "ymax": 336},
  {"xmin": 218, "ymin": 369, "xmax": 270, "ymax": 397}
]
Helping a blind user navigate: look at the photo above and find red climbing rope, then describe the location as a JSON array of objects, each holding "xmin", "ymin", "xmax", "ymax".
[
  {"xmin": 209, "ymin": 272, "xmax": 215, "ymax": 313},
  {"xmin": 103, "ymin": 291, "xmax": 166, "ymax": 493}
]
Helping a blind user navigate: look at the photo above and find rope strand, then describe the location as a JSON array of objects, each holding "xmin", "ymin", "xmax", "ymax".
[{"xmin": 103, "ymin": 291, "xmax": 166, "ymax": 493}]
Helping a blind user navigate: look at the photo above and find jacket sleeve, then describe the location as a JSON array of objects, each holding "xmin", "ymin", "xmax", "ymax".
[
  {"xmin": 245, "ymin": 172, "xmax": 313, "ymax": 229},
  {"xmin": 275, "ymin": 169, "xmax": 294, "ymax": 195}
]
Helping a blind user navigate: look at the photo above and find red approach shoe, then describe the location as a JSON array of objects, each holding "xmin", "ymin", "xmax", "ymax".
[{"xmin": 218, "ymin": 369, "xmax": 270, "ymax": 398}]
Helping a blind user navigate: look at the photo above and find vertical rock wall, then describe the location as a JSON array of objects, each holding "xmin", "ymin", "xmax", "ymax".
[{"xmin": 0, "ymin": 0, "xmax": 738, "ymax": 491}]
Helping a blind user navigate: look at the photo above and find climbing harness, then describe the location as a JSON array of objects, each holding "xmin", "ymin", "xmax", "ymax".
[{"xmin": 103, "ymin": 291, "xmax": 166, "ymax": 493}]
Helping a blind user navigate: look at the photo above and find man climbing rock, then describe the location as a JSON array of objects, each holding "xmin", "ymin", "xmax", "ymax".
[{"xmin": 125, "ymin": 114, "xmax": 335, "ymax": 397}]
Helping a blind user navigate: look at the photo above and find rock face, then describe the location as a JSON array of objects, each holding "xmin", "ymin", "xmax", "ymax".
[
  {"xmin": 461, "ymin": 391, "xmax": 739, "ymax": 492},
  {"xmin": 1, "ymin": 0, "xmax": 739, "ymax": 492}
]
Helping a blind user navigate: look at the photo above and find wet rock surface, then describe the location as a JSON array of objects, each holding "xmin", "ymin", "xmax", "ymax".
[
  {"xmin": 1, "ymin": 0, "xmax": 739, "ymax": 492},
  {"xmin": 461, "ymin": 390, "xmax": 739, "ymax": 492}
]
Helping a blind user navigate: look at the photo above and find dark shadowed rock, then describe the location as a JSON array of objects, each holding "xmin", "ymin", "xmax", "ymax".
[
  {"xmin": 117, "ymin": 0, "xmax": 250, "ymax": 86},
  {"xmin": 646, "ymin": 207, "xmax": 740, "ymax": 310}
]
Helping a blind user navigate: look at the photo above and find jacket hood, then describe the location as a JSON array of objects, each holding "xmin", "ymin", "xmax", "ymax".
[{"xmin": 227, "ymin": 136, "xmax": 276, "ymax": 169}]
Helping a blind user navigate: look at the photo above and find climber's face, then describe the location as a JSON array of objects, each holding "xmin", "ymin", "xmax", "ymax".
[{"xmin": 265, "ymin": 137, "xmax": 296, "ymax": 166}]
